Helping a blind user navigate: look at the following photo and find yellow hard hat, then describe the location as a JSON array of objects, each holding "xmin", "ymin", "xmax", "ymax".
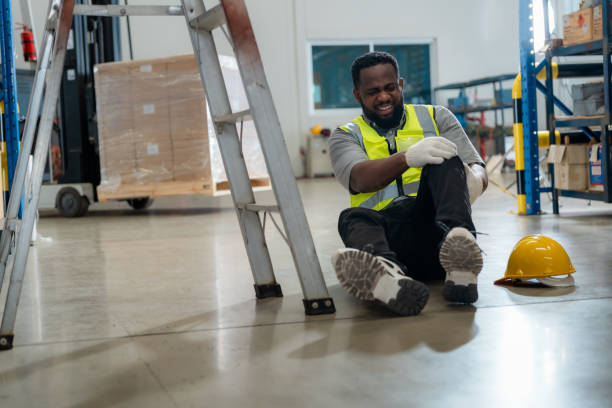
[
  {"xmin": 310, "ymin": 124, "xmax": 322, "ymax": 134},
  {"xmin": 494, "ymin": 234, "xmax": 576, "ymax": 287}
]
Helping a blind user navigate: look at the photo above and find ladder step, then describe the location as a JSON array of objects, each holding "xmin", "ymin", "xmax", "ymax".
[
  {"xmin": 2, "ymin": 219, "xmax": 21, "ymax": 233},
  {"xmin": 73, "ymin": 5, "xmax": 183, "ymax": 16},
  {"xmin": 189, "ymin": 4, "xmax": 225, "ymax": 32},
  {"xmin": 213, "ymin": 109, "xmax": 252, "ymax": 124},
  {"xmin": 236, "ymin": 203, "xmax": 280, "ymax": 213}
]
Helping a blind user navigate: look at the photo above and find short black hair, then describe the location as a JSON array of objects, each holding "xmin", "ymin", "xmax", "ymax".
[{"xmin": 351, "ymin": 51, "xmax": 399, "ymax": 88}]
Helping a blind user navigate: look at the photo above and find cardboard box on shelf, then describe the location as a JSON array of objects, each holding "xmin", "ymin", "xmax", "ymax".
[
  {"xmin": 547, "ymin": 144, "xmax": 589, "ymax": 191},
  {"xmin": 592, "ymin": 3, "xmax": 612, "ymax": 40},
  {"xmin": 589, "ymin": 143, "xmax": 605, "ymax": 191},
  {"xmin": 571, "ymin": 81, "xmax": 605, "ymax": 115},
  {"xmin": 571, "ymin": 81, "xmax": 603, "ymax": 100},
  {"xmin": 574, "ymin": 98, "xmax": 605, "ymax": 115},
  {"xmin": 563, "ymin": 8, "xmax": 594, "ymax": 45}
]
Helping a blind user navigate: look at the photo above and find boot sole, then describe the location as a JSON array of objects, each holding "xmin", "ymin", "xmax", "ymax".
[
  {"xmin": 439, "ymin": 231, "xmax": 482, "ymax": 304},
  {"xmin": 333, "ymin": 249, "xmax": 429, "ymax": 316}
]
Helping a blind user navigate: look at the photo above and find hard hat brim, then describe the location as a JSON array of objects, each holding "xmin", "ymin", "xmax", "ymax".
[
  {"xmin": 494, "ymin": 274, "xmax": 575, "ymax": 288},
  {"xmin": 536, "ymin": 275, "xmax": 575, "ymax": 287}
]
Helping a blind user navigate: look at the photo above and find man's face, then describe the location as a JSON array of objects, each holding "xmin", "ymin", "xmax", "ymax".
[{"xmin": 353, "ymin": 63, "xmax": 404, "ymax": 129}]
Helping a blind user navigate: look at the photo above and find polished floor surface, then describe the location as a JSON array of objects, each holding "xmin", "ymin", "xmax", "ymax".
[{"xmin": 1, "ymin": 175, "xmax": 611, "ymax": 407}]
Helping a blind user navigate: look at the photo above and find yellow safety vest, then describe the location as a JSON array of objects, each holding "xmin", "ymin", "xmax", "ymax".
[{"xmin": 339, "ymin": 104, "xmax": 440, "ymax": 211}]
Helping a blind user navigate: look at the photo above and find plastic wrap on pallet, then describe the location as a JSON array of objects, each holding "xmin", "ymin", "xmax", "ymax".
[{"xmin": 94, "ymin": 54, "xmax": 269, "ymax": 198}]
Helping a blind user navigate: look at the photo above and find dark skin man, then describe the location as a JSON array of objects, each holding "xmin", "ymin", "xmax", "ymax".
[{"xmin": 349, "ymin": 63, "xmax": 488, "ymax": 196}]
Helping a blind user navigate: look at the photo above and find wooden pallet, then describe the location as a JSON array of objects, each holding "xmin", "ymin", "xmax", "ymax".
[{"xmin": 97, "ymin": 177, "xmax": 270, "ymax": 202}]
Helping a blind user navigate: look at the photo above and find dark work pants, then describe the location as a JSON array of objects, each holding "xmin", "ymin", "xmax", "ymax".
[{"xmin": 338, "ymin": 156, "xmax": 475, "ymax": 282}]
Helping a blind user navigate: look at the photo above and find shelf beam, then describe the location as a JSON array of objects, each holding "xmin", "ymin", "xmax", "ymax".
[
  {"xmin": 551, "ymin": 40, "xmax": 604, "ymax": 56},
  {"xmin": 555, "ymin": 116, "xmax": 604, "ymax": 128},
  {"xmin": 559, "ymin": 190, "xmax": 606, "ymax": 201},
  {"xmin": 433, "ymin": 73, "xmax": 516, "ymax": 91},
  {"xmin": 449, "ymin": 103, "xmax": 513, "ymax": 115}
]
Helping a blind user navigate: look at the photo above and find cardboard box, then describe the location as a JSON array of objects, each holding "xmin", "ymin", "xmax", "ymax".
[
  {"xmin": 574, "ymin": 98, "xmax": 605, "ymax": 115},
  {"xmin": 547, "ymin": 144, "xmax": 589, "ymax": 190},
  {"xmin": 593, "ymin": 3, "xmax": 612, "ymax": 40},
  {"xmin": 589, "ymin": 144, "xmax": 605, "ymax": 191},
  {"xmin": 563, "ymin": 8, "xmax": 594, "ymax": 45},
  {"xmin": 94, "ymin": 54, "xmax": 269, "ymax": 200},
  {"xmin": 571, "ymin": 81, "xmax": 603, "ymax": 100}
]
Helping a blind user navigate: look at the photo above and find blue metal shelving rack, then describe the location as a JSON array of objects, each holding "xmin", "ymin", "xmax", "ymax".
[
  {"xmin": 519, "ymin": 0, "xmax": 612, "ymax": 214},
  {"xmin": 434, "ymin": 73, "xmax": 517, "ymax": 127},
  {"xmin": 543, "ymin": 0, "xmax": 612, "ymax": 211},
  {"xmin": 0, "ymin": 0, "xmax": 20, "ymax": 200}
]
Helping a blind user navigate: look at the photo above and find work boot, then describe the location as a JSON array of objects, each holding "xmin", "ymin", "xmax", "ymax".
[
  {"xmin": 331, "ymin": 247, "xmax": 429, "ymax": 316},
  {"xmin": 439, "ymin": 227, "xmax": 483, "ymax": 304}
]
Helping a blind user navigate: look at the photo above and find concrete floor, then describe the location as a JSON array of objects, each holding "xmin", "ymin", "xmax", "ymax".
[{"xmin": 1, "ymin": 175, "xmax": 611, "ymax": 407}]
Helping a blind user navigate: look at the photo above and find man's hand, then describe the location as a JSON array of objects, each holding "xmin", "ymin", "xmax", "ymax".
[
  {"xmin": 404, "ymin": 137, "xmax": 457, "ymax": 168},
  {"xmin": 464, "ymin": 163, "xmax": 487, "ymax": 204}
]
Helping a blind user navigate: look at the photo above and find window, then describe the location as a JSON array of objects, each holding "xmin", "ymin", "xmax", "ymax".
[{"xmin": 310, "ymin": 41, "xmax": 433, "ymax": 110}]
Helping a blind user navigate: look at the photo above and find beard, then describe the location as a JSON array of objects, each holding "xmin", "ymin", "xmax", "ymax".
[{"xmin": 362, "ymin": 98, "xmax": 405, "ymax": 130}]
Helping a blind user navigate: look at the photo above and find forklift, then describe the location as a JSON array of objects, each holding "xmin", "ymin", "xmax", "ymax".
[{"xmin": 36, "ymin": 0, "xmax": 151, "ymax": 216}]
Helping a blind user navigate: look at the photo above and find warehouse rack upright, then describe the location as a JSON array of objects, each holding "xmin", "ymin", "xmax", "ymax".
[{"xmin": 0, "ymin": 0, "xmax": 21, "ymax": 205}]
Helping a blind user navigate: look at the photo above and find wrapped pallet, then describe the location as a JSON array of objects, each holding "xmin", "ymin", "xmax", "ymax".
[{"xmin": 94, "ymin": 54, "xmax": 270, "ymax": 201}]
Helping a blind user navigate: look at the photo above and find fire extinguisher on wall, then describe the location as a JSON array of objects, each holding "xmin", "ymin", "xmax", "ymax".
[{"xmin": 19, "ymin": 24, "xmax": 37, "ymax": 62}]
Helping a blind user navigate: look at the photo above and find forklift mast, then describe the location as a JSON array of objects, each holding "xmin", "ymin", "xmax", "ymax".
[{"xmin": 57, "ymin": 0, "xmax": 121, "ymax": 191}]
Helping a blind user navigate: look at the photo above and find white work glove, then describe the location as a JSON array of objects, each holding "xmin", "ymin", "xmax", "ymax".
[
  {"xmin": 464, "ymin": 163, "xmax": 484, "ymax": 205},
  {"xmin": 404, "ymin": 137, "xmax": 457, "ymax": 168}
]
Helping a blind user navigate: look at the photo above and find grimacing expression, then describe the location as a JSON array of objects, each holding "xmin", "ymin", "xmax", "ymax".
[{"xmin": 353, "ymin": 63, "xmax": 404, "ymax": 129}]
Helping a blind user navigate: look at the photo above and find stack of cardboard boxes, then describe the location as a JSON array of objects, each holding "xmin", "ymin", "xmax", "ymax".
[
  {"xmin": 94, "ymin": 54, "xmax": 268, "ymax": 201},
  {"xmin": 547, "ymin": 143, "xmax": 608, "ymax": 191}
]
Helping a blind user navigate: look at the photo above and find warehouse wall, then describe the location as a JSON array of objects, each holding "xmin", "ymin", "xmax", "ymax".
[{"xmin": 12, "ymin": 0, "xmax": 521, "ymax": 176}]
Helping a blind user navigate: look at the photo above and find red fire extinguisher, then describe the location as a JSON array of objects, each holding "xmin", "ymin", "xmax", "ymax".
[{"xmin": 20, "ymin": 27, "xmax": 37, "ymax": 62}]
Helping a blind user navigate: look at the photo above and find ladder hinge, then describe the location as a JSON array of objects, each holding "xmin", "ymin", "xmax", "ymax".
[
  {"xmin": 5, "ymin": 219, "xmax": 21, "ymax": 233},
  {"xmin": 189, "ymin": 4, "xmax": 225, "ymax": 32}
]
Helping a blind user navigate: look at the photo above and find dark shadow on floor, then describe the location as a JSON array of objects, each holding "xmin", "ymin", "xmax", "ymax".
[
  {"xmin": 39, "ymin": 207, "xmax": 234, "ymax": 219},
  {"xmin": 287, "ymin": 305, "xmax": 477, "ymax": 359},
  {"xmin": 495, "ymin": 284, "xmax": 576, "ymax": 298}
]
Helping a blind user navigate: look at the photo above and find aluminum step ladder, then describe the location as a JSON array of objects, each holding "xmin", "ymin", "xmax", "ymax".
[{"xmin": 0, "ymin": 0, "xmax": 334, "ymax": 351}]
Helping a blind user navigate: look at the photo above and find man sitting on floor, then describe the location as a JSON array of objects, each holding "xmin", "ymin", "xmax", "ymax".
[{"xmin": 329, "ymin": 51, "xmax": 487, "ymax": 316}]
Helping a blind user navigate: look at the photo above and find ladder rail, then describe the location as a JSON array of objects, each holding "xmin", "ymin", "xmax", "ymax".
[
  {"xmin": 220, "ymin": 0, "xmax": 331, "ymax": 303},
  {"xmin": 182, "ymin": 0, "xmax": 279, "ymax": 291},
  {"xmin": 0, "ymin": 0, "xmax": 75, "ymax": 349},
  {"xmin": 0, "ymin": 0, "xmax": 57, "ymax": 290}
]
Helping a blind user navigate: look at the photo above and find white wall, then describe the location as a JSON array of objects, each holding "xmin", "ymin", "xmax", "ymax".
[
  {"xmin": 12, "ymin": 0, "xmax": 521, "ymax": 176},
  {"xmin": 294, "ymin": 0, "xmax": 520, "ymax": 155}
]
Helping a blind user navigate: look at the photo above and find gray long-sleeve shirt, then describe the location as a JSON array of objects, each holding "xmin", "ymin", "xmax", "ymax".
[{"xmin": 329, "ymin": 105, "xmax": 484, "ymax": 192}]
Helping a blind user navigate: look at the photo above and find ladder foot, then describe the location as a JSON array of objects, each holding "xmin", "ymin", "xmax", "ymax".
[
  {"xmin": 254, "ymin": 283, "xmax": 283, "ymax": 299},
  {"xmin": 303, "ymin": 298, "xmax": 336, "ymax": 315},
  {"xmin": 0, "ymin": 335, "xmax": 14, "ymax": 351}
]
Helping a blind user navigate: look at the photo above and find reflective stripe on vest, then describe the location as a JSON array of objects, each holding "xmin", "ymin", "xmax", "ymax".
[
  {"xmin": 357, "ymin": 181, "xmax": 421, "ymax": 210},
  {"xmin": 343, "ymin": 104, "xmax": 440, "ymax": 210}
]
